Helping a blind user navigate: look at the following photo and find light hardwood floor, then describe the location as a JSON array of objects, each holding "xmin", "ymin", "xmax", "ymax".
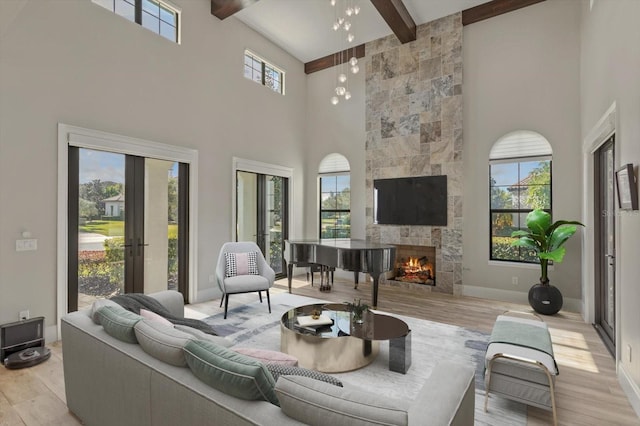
[{"xmin": 1, "ymin": 277, "xmax": 638, "ymax": 425}]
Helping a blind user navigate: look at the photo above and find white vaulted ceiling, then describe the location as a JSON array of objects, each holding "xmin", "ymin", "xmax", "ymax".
[{"xmin": 234, "ymin": 0, "xmax": 492, "ymax": 63}]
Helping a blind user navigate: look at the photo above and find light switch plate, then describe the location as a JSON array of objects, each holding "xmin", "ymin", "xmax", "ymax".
[{"xmin": 16, "ymin": 239, "xmax": 38, "ymax": 251}]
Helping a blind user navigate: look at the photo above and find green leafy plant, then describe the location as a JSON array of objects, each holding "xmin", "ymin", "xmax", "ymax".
[
  {"xmin": 511, "ymin": 209, "xmax": 584, "ymax": 285},
  {"xmin": 345, "ymin": 298, "xmax": 369, "ymax": 321}
]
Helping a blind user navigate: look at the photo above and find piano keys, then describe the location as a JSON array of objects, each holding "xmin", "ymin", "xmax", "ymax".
[{"xmin": 284, "ymin": 239, "xmax": 396, "ymax": 308}]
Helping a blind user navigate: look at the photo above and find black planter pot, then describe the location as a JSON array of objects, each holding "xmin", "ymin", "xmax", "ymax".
[{"xmin": 528, "ymin": 283, "xmax": 563, "ymax": 315}]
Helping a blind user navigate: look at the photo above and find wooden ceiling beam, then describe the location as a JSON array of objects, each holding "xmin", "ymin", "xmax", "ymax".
[
  {"xmin": 370, "ymin": 0, "xmax": 416, "ymax": 44},
  {"xmin": 305, "ymin": 44, "xmax": 366, "ymax": 75},
  {"xmin": 210, "ymin": 0, "xmax": 259, "ymax": 20},
  {"xmin": 462, "ymin": 0, "xmax": 546, "ymax": 26}
]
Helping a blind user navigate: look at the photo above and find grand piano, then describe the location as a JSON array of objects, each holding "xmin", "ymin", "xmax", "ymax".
[{"xmin": 284, "ymin": 239, "xmax": 396, "ymax": 309}]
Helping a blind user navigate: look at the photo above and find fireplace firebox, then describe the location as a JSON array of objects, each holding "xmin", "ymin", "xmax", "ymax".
[{"xmin": 391, "ymin": 244, "xmax": 436, "ymax": 286}]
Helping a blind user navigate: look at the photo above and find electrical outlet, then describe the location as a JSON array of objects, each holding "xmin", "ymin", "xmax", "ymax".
[
  {"xmin": 512, "ymin": 276, "xmax": 518, "ymax": 285},
  {"xmin": 19, "ymin": 310, "xmax": 29, "ymax": 321}
]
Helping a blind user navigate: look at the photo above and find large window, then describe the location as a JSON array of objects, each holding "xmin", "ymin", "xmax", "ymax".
[
  {"xmin": 244, "ymin": 51, "xmax": 285, "ymax": 95},
  {"xmin": 489, "ymin": 131, "xmax": 552, "ymax": 262},
  {"xmin": 93, "ymin": 0, "xmax": 180, "ymax": 43},
  {"xmin": 318, "ymin": 154, "xmax": 350, "ymax": 240}
]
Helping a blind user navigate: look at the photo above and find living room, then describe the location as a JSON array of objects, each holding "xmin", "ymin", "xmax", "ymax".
[{"xmin": 0, "ymin": 0, "xmax": 639, "ymax": 424}]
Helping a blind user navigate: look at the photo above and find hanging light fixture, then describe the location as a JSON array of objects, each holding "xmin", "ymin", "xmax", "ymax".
[{"xmin": 329, "ymin": 0, "xmax": 360, "ymax": 105}]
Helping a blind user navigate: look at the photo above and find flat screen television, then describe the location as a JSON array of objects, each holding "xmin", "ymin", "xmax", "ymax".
[{"xmin": 374, "ymin": 175, "xmax": 447, "ymax": 226}]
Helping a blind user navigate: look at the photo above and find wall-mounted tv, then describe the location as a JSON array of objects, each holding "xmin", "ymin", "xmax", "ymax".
[{"xmin": 374, "ymin": 175, "xmax": 447, "ymax": 226}]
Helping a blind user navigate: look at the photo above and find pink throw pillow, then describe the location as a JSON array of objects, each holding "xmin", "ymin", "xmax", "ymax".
[
  {"xmin": 233, "ymin": 347, "xmax": 299, "ymax": 366},
  {"xmin": 139, "ymin": 309, "xmax": 173, "ymax": 327}
]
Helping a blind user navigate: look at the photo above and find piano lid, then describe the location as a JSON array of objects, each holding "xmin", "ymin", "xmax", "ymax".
[{"xmin": 285, "ymin": 239, "xmax": 396, "ymax": 250}]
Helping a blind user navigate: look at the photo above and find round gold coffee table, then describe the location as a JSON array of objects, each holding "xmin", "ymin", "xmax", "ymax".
[{"xmin": 280, "ymin": 303, "xmax": 411, "ymax": 374}]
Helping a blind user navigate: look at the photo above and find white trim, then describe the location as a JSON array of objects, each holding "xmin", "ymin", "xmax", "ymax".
[
  {"xmin": 462, "ymin": 285, "xmax": 582, "ymax": 313},
  {"xmin": 581, "ymin": 101, "xmax": 617, "ymax": 327},
  {"xmin": 619, "ymin": 363, "xmax": 640, "ymax": 418},
  {"xmin": 56, "ymin": 123, "xmax": 199, "ymax": 339},
  {"xmin": 231, "ymin": 156, "xmax": 294, "ymax": 245}
]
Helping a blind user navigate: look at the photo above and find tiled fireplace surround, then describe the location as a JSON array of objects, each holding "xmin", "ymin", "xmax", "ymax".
[{"xmin": 365, "ymin": 13, "xmax": 463, "ymax": 295}]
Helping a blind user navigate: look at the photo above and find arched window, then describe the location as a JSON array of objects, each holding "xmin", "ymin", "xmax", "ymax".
[
  {"xmin": 318, "ymin": 154, "xmax": 351, "ymax": 240},
  {"xmin": 489, "ymin": 131, "xmax": 552, "ymax": 262}
]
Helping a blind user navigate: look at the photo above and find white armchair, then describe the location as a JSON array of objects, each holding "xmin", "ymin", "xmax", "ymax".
[{"xmin": 215, "ymin": 241, "xmax": 275, "ymax": 319}]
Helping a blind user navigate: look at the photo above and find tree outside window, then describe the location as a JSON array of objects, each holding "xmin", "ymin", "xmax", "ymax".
[
  {"xmin": 319, "ymin": 175, "xmax": 350, "ymax": 239},
  {"xmin": 490, "ymin": 159, "xmax": 551, "ymax": 262}
]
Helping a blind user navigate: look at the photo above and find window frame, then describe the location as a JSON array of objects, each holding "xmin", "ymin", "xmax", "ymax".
[
  {"xmin": 93, "ymin": 0, "xmax": 181, "ymax": 44},
  {"xmin": 244, "ymin": 50, "xmax": 285, "ymax": 95},
  {"xmin": 489, "ymin": 155, "xmax": 553, "ymax": 264},
  {"xmin": 318, "ymin": 172, "xmax": 351, "ymax": 240}
]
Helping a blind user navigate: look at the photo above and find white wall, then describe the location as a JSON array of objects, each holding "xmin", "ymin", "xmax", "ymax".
[
  {"xmin": 304, "ymin": 66, "xmax": 366, "ymax": 241},
  {"xmin": 580, "ymin": 0, "xmax": 640, "ymax": 413},
  {"xmin": 462, "ymin": 0, "xmax": 583, "ymax": 310},
  {"xmin": 0, "ymin": 0, "xmax": 307, "ymax": 329}
]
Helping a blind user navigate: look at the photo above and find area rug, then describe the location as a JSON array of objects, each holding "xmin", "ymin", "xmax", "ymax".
[{"xmin": 203, "ymin": 293, "xmax": 526, "ymax": 425}]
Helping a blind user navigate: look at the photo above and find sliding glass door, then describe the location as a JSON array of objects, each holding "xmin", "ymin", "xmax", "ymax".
[
  {"xmin": 68, "ymin": 147, "xmax": 189, "ymax": 311},
  {"xmin": 236, "ymin": 171, "xmax": 288, "ymax": 278}
]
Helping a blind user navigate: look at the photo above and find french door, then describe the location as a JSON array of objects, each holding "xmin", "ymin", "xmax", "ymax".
[
  {"xmin": 236, "ymin": 171, "xmax": 288, "ymax": 278},
  {"xmin": 68, "ymin": 147, "xmax": 189, "ymax": 311},
  {"xmin": 594, "ymin": 135, "xmax": 615, "ymax": 355}
]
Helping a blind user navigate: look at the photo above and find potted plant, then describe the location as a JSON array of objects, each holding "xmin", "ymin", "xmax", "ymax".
[
  {"xmin": 511, "ymin": 209, "xmax": 584, "ymax": 315},
  {"xmin": 345, "ymin": 298, "xmax": 369, "ymax": 324}
]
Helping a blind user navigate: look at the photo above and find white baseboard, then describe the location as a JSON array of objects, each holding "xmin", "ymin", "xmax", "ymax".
[
  {"xmin": 461, "ymin": 285, "xmax": 582, "ymax": 314},
  {"xmin": 46, "ymin": 324, "xmax": 59, "ymax": 343},
  {"xmin": 195, "ymin": 287, "xmax": 220, "ymax": 304},
  {"xmin": 619, "ymin": 364, "xmax": 640, "ymax": 418}
]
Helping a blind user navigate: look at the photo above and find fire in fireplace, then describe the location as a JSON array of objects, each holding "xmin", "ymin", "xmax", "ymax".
[{"xmin": 392, "ymin": 245, "xmax": 436, "ymax": 286}]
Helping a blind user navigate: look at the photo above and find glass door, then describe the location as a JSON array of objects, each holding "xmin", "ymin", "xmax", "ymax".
[
  {"xmin": 594, "ymin": 135, "xmax": 615, "ymax": 355},
  {"xmin": 69, "ymin": 148, "xmax": 188, "ymax": 311},
  {"xmin": 236, "ymin": 171, "xmax": 288, "ymax": 278}
]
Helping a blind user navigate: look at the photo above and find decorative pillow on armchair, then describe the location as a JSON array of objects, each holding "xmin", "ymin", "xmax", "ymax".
[{"xmin": 224, "ymin": 251, "xmax": 259, "ymax": 277}]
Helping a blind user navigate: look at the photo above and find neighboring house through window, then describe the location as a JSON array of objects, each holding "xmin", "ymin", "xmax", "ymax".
[
  {"xmin": 318, "ymin": 154, "xmax": 350, "ymax": 240},
  {"xmin": 489, "ymin": 131, "xmax": 552, "ymax": 262},
  {"xmin": 244, "ymin": 50, "xmax": 285, "ymax": 94},
  {"xmin": 93, "ymin": 0, "xmax": 181, "ymax": 43}
]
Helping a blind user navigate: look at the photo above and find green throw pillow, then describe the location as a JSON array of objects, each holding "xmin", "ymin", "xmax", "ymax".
[
  {"xmin": 97, "ymin": 305, "xmax": 143, "ymax": 344},
  {"xmin": 183, "ymin": 340, "xmax": 279, "ymax": 406}
]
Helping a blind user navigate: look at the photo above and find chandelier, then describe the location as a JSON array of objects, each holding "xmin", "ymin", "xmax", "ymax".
[{"xmin": 330, "ymin": 0, "xmax": 360, "ymax": 105}]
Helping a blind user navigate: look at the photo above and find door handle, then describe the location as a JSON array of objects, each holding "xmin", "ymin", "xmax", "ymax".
[
  {"xmin": 123, "ymin": 239, "xmax": 134, "ymax": 257},
  {"xmin": 136, "ymin": 238, "xmax": 149, "ymax": 256}
]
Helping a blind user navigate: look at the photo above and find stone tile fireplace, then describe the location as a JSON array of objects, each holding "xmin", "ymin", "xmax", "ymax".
[{"xmin": 364, "ymin": 13, "xmax": 463, "ymax": 295}]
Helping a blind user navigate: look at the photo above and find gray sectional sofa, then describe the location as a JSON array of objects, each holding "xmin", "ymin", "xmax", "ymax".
[{"xmin": 61, "ymin": 290, "xmax": 475, "ymax": 425}]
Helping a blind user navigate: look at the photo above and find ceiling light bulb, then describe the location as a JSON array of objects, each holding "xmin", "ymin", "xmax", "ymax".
[
  {"xmin": 337, "ymin": 86, "xmax": 346, "ymax": 96},
  {"xmin": 354, "ymin": 5, "xmax": 360, "ymax": 14},
  {"xmin": 345, "ymin": 7, "xmax": 353, "ymax": 16},
  {"xmin": 330, "ymin": 0, "xmax": 336, "ymax": 5},
  {"xmin": 351, "ymin": 64, "xmax": 359, "ymax": 74},
  {"xmin": 338, "ymin": 73, "xmax": 347, "ymax": 83},
  {"xmin": 347, "ymin": 33, "xmax": 354, "ymax": 43},
  {"xmin": 338, "ymin": 17, "xmax": 344, "ymax": 25},
  {"xmin": 331, "ymin": 96, "xmax": 339, "ymax": 105},
  {"xmin": 332, "ymin": 21, "xmax": 340, "ymax": 31},
  {"xmin": 343, "ymin": 21, "xmax": 351, "ymax": 31},
  {"xmin": 345, "ymin": 91, "xmax": 352, "ymax": 100},
  {"xmin": 349, "ymin": 56, "xmax": 358, "ymax": 66}
]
